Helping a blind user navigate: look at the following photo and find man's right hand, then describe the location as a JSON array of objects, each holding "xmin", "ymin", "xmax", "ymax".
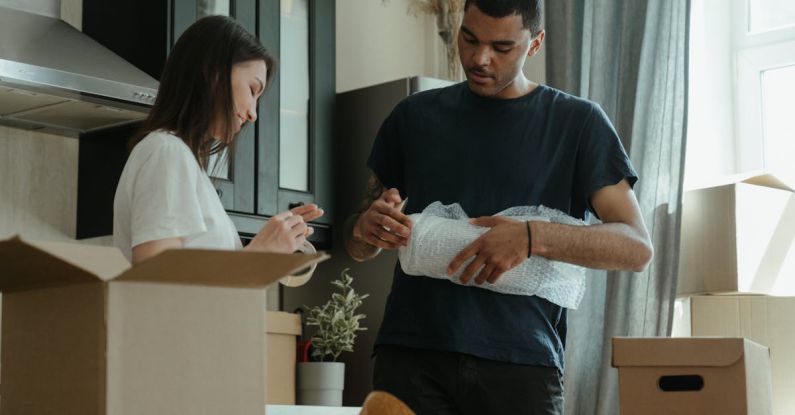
[{"xmin": 353, "ymin": 188, "xmax": 413, "ymax": 250}]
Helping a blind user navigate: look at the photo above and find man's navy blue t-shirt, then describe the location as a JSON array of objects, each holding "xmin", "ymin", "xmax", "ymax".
[{"xmin": 367, "ymin": 82, "xmax": 637, "ymax": 369}]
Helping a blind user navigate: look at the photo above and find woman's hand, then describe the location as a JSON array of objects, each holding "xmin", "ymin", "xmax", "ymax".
[
  {"xmin": 291, "ymin": 203, "xmax": 325, "ymax": 224},
  {"xmin": 245, "ymin": 203, "xmax": 324, "ymax": 253}
]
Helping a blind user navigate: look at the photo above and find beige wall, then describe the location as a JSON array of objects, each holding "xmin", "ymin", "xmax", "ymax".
[
  {"xmin": 0, "ymin": 127, "xmax": 79, "ymax": 242},
  {"xmin": 336, "ymin": 0, "xmax": 437, "ymax": 92},
  {"xmin": 0, "ymin": 127, "xmax": 113, "ymax": 245},
  {"xmin": 525, "ymin": 44, "xmax": 546, "ymax": 84}
]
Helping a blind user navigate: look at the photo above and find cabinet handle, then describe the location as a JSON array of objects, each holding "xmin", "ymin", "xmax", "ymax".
[
  {"xmin": 216, "ymin": 188, "xmax": 223, "ymax": 198},
  {"xmin": 288, "ymin": 202, "xmax": 305, "ymax": 210}
]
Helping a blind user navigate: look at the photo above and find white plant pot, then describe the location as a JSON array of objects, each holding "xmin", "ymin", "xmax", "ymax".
[{"xmin": 297, "ymin": 361, "xmax": 345, "ymax": 406}]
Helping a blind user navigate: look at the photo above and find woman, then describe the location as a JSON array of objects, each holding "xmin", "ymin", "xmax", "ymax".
[{"xmin": 113, "ymin": 15, "xmax": 322, "ymax": 264}]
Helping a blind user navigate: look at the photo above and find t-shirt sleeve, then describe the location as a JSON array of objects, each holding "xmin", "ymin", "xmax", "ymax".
[
  {"xmin": 366, "ymin": 102, "xmax": 406, "ymax": 194},
  {"xmin": 129, "ymin": 142, "xmax": 207, "ymax": 248},
  {"xmin": 574, "ymin": 103, "xmax": 638, "ymax": 217}
]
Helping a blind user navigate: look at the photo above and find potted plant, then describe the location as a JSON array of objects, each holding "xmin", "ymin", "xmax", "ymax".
[{"xmin": 297, "ymin": 268, "xmax": 369, "ymax": 406}]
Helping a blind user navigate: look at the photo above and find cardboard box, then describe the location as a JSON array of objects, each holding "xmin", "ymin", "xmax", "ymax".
[
  {"xmin": 673, "ymin": 295, "xmax": 795, "ymax": 415},
  {"xmin": 266, "ymin": 311, "xmax": 302, "ymax": 405},
  {"xmin": 0, "ymin": 236, "xmax": 327, "ymax": 415},
  {"xmin": 612, "ymin": 337, "xmax": 772, "ymax": 415},
  {"xmin": 677, "ymin": 174, "xmax": 795, "ymax": 295}
]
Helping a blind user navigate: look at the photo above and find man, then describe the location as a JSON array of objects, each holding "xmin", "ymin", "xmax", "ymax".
[{"xmin": 345, "ymin": 0, "xmax": 653, "ymax": 413}]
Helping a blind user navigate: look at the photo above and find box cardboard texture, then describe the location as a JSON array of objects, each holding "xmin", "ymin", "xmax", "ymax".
[
  {"xmin": 265, "ymin": 311, "xmax": 302, "ymax": 405},
  {"xmin": 678, "ymin": 174, "xmax": 795, "ymax": 295},
  {"xmin": 674, "ymin": 295, "xmax": 795, "ymax": 415},
  {"xmin": 0, "ymin": 236, "xmax": 328, "ymax": 415},
  {"xmin": 612, "ymin": 337, "xmax": 773, "ymax": 415}
]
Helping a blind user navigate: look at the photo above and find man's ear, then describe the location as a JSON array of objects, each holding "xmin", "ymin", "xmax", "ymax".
[{"xmin": 528, "ymin": 30, "xmax": 546, "ymax": 57}]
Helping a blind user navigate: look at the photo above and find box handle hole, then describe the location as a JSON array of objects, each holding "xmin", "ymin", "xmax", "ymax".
[{"xmin": 658, "ymin": 375, "xmax": 704, "ymax": 392}]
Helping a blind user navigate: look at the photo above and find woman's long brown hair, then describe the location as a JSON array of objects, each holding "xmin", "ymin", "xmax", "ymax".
[{"xmin": 130, "ymin": 15, "xmax": 276, "ymax": 170}]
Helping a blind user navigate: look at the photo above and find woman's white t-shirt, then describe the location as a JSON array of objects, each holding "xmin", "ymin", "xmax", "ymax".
[{"xmin": 113, "ymin": 131, "xmax": 242, "ymax": 262}]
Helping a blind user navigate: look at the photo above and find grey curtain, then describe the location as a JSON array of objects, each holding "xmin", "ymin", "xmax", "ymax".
[{"xmin": 545, "ymin": 1, "xmax": 690, "ymax": 414}]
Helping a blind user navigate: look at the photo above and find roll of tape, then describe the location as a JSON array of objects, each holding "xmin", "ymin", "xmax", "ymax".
[{"xmin": 279, "ymin": 240, "xmax": 317, "ymax": 287}]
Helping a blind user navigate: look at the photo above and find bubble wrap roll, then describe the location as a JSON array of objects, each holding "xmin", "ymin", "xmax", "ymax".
[{"xmin": 398, "ymin": 202, "xmax": 588, "ymax": 309}]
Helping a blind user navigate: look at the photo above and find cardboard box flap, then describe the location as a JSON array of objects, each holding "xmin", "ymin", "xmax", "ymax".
[
  {"xmin": 267, "ymin": 311, "xmax": 302, "ymax": 335},
  {"xmin": 115, "ymin": 248, "xmax": 329, "ymax": 288},
  {"xmin": 687, "ymin": 172, "xmax": 794, "ymax": 192},
  {"xmin": 612, "ymin": 337, "xmax": 745, "ymax": 368},
  {"xmin": 27, "ymin": 240, "xmax": 131, "ymax": 280},
  {"xmin": 0, "ymin": 236, "xmax": 110, "ymax": 292},
  {"xmin": 741, "ymin": 173, "xmax": 794, "ymax": 192}
]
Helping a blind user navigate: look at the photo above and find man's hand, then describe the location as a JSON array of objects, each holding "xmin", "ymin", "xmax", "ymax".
[
  {"xmin": 447, "ymin": 216, "xmax": 529, "ymax": 285},
  {"xmin": 353, "ymin": 188, "xmax": 413, "ymax": 250}
]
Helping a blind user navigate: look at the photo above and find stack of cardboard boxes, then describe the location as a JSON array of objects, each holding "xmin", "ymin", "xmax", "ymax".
[{"xmin": 672, "ymin": 174, "xmax": 795, "ymax": 415}]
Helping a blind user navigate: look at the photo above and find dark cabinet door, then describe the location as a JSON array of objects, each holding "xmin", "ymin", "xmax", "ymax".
[
  {"xmin": 257, "ymin": 0, "xmax": 334, "ymax": 225},
  {"xmin": 173, "ymin": 0, "xmax": 257, "ymax": 215}
]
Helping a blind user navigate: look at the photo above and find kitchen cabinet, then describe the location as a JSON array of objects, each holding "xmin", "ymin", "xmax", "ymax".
[
  {"xmin": 257, "ymin": 0, "xmax": 334, "ymax": 227},
  {"xmin": 80, "ymin": 0, "xmax": 334, "ymax": 245}
]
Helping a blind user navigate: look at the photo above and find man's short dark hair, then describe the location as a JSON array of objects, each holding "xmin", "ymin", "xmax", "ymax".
[{"xmin": 464, "ymin": 0, "xmax": 543, "ymax": 34}]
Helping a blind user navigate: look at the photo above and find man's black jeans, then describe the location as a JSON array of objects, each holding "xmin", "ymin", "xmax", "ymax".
[{"xmin": 373, "ymin": 345, "xmax": 564, "ymax": 415}]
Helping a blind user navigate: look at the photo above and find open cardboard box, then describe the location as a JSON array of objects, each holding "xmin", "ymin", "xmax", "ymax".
[
  {"xmin": 678, "ymin": 173, "xmax": 795, "ymax": 295},
  {"xmin": 612, "ymin": 337, "xmax": 773, "ymax": 415},
  {"xmin": 0, "ymin": 236, "xmax": 328, "ymax": 414}
]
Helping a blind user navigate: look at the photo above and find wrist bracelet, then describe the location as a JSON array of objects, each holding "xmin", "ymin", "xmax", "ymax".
[{"xmin": 526, "ymin": 220, "xmax": 532, "ymax": 258}]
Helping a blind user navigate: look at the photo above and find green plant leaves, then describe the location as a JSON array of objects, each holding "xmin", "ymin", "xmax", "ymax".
[{"xmin": 305, "ymin": 268, "xmax": 369, "ymax": 362}]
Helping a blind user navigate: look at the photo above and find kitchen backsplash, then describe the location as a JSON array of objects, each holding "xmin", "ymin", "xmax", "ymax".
[{"xmin": 0, "ymin": 125, "xmax": 112, "ymax": 246}]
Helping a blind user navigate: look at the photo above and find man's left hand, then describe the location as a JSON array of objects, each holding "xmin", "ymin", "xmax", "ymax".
[{"xmin": 447, "ymin": 216, "xmax": 529, "ymax": 285}]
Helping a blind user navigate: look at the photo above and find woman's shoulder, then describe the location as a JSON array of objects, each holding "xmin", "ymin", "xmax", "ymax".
[
  {"xmin": 130, "ymin": 130, "xmax": 195, "ymax": 164},
  {"xmin": 134, "ymin": 130, "xmax": 191, "ymax": 153}
]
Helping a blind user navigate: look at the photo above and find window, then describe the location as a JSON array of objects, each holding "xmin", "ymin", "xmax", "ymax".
[{"xmin": 685, "ymin": 0, "xmax": 795, "ymax": 188}]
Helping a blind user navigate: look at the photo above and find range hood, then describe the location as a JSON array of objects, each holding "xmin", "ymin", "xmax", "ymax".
[{"xmin": 0, "ymin": 6, "xmax": 158, "ymax": 136}]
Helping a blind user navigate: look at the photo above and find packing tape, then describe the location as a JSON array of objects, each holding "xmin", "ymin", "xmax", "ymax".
[{"xmin": 279, "ymin": 240, "xmax": 317, "ymax": 287}]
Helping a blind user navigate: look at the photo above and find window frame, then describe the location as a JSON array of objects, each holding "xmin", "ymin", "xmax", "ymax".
[{"xmin": 732, "ymin": 0, "xmax": 795, "ymax": 174}]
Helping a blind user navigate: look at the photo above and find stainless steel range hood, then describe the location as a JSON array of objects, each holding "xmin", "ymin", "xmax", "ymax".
[{"xmin": 0, "ymin": 5, "xmax": 158, "ymax": 136}]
